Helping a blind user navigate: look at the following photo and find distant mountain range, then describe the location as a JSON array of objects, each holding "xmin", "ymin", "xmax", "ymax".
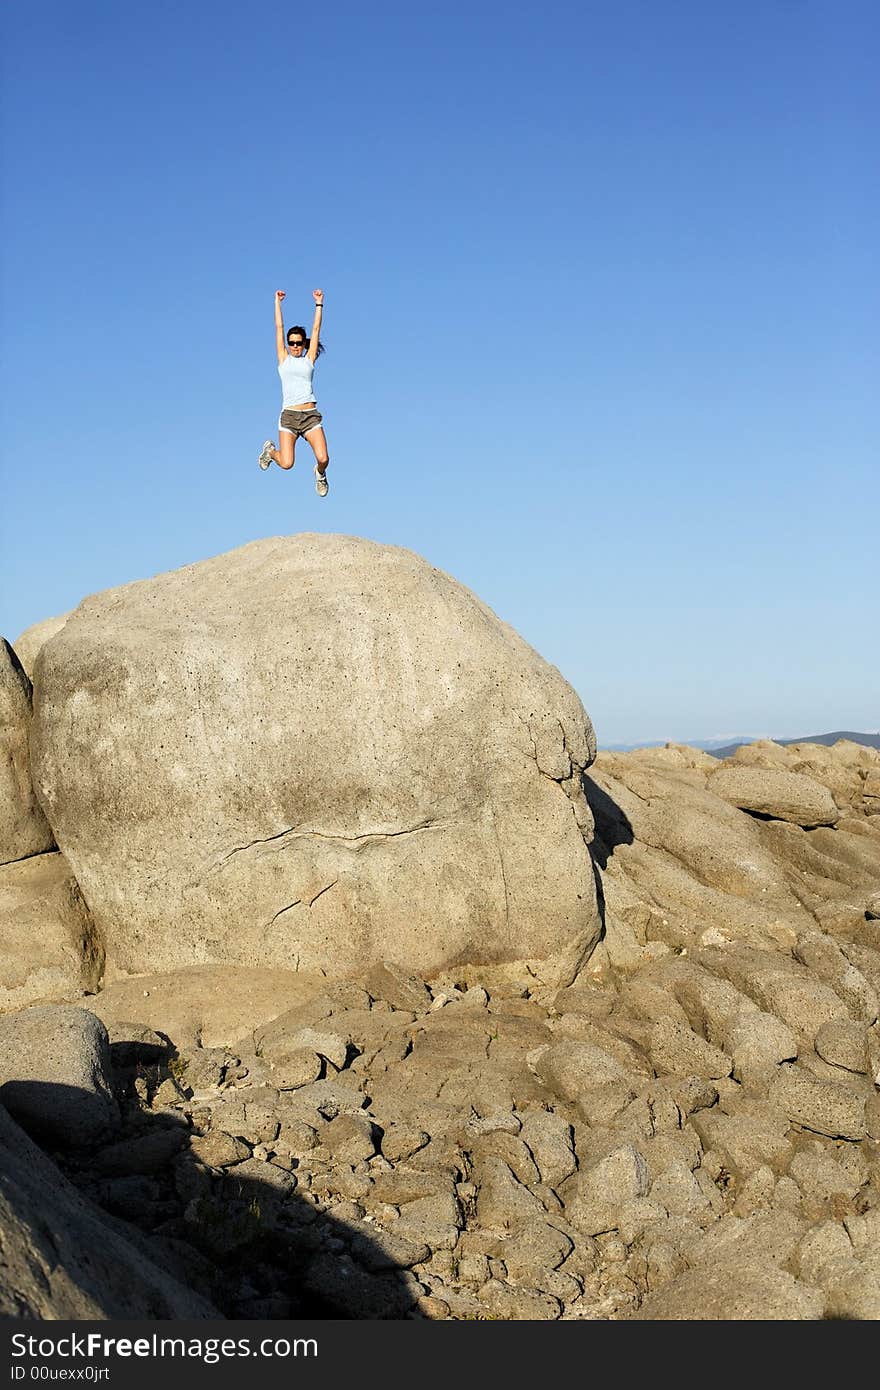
[{"xmin": 602, "ymin": 731, "xmax": 880, "ymax": 758}]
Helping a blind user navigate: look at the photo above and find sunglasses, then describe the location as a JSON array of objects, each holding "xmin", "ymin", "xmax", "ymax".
[{"xmin": 288, "ymin": 340, "xmax": 305, "ymax": 348}]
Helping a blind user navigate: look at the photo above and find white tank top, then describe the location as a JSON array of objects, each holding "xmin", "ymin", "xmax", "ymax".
[{"xmin": 279, "ymin": 354, "xmax": 317, "ymax": 407}]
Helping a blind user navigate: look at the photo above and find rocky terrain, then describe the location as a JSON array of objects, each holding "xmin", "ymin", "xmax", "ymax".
[{"xmin": 1, "ymin": 535, "xmax": 878, "ymax": 1320}]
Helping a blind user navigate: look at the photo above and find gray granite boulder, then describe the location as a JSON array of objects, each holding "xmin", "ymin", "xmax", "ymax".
[{"xmin": 30, "ymin": 534, "xmax": 600, "ymax": 988}]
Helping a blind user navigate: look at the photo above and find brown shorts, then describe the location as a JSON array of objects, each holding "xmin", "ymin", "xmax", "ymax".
[{"xmin": 279, "ymin": 408, "xmax": 323, "ymax": 439}]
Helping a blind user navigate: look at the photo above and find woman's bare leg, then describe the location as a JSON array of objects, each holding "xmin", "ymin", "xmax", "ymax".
[
  {"xmin": 304, "ymin": 426, "xmax": 329, "ymax": 474},
  {"xmin": 271, "ymin": 432, "xmax": 295, "ymax": 470}
]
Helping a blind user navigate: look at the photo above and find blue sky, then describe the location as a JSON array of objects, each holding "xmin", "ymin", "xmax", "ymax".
[{"xmin": 1, "ymin": 0, "xmax": 877, "ymax": 744}]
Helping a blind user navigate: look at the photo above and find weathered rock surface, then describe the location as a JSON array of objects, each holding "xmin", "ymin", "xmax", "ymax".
[
  {"xmin": 0, "ymin": 909, "xmax": 876, "ymax": 1322},
  {"xmin": 88, "ymin": 964, "xmax": 326, "ymax": 1049},
  {"xmin": 0, "ymin": 640, "xmax": 54, "ymax": 865},
  {"xmin": 586, "ymin": 738, "xmax": 880, "ymax": 963},
  {"xmin": 707, "ymin": 764, "xmax": 840, "ymax": 827},
  {"xmin": 12, "ymin": 612, "xmax": 71, "ymax": 681},
  {"xmin": 0, "ymin": 853, "xmax": 103, "ymax": 1012},
  {"xmin": 30, "ymin": 535, "xmax": 600, "ymax": 987},
  {"xmin": 4, "ymin": 566, "xmax": 880, "ymax": 1327}
]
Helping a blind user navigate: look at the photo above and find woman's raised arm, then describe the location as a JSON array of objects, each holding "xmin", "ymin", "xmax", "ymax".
[
  {"xmin": 308, "ymin": 288, "xmax": 324, "ymax": 362},
  {"xmin": 275, "ymin": 290, "xmax": 287, "ymax": 364}
]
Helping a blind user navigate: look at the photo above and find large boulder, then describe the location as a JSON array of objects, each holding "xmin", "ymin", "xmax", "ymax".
[
  {"xmin": 0, "ymin": 640, "xmax": 54, "ymax": 865},
  {"xmin": 30, "ymin": 535, "xmax": 600, "ymax": 987}
]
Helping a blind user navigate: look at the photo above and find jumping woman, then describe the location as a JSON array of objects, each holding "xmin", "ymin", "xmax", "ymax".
[{"xmin": 258, "ymin": 288, "xmax": 330, "ymax": 496}]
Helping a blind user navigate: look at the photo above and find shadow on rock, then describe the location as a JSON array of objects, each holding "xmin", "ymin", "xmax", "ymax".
[
  {"xmin": 2, "ymin": 1070, "xmax": 422, "ymax": 1320},
  {"xmin": 582, "ymin": 773, "xmax": 634, "ymax": 933}
]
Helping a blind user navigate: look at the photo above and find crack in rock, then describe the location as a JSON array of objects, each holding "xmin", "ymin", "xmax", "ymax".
[
  {"xmin": 210, "ymin": 818, "xmax": 450, "ymax": 876},
  {"xmin": 263, "ymin": 876, "xmax": 339, "ymax": 931}
]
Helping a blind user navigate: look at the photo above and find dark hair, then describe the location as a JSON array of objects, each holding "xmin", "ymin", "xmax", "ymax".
[{"xmin": 288, "ymin": 324, "xmax": 325, "ymax": 356}]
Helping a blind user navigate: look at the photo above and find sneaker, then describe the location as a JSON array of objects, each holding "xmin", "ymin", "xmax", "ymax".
[
  {"xmin": 258, "ymin": 440, "xmax": 274, "ymax": 470},
  {"xmin": 314, "ymin": 465, "xmax": 329, "ymax": 497}
]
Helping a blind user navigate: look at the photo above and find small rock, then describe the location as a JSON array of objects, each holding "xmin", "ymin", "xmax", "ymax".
[
  {"xmin": 474, "ymin": 1157, "xmax": 546, "ymax": 1231},
  {"xmin": 476, "ymin": 1279, "xmax": 561, "ymax": 1320},
  {"xmin": 469, "ymin": 1132, "xmax": 540, "ymax": 1186},
  {"xmin": 530, "ymin": 1040, "xmax": 628, "ymax": 1101},
  {"xmin": 518, "ymin": 1110, "xmax": 576, "ymax": 1189},
  {"xmin": 365, "ymin": 961, "xmax": 432, "ymax": 1013},
  {"xmin": 456, "ymin": 1251, "xmax": 490, "ymax": 1284},
  {"xmin": 349, "ymin": 1226, "xmax": 430, "ymax": 1271},
  {"xmin": 380, "ymin": 1124, "xmax": 430, "ymax": 1162},
  {"xmin": 732, "ymin": 1165, "xmax": 776, "ymax": 1217},
  {"xmin": 394, "ymin": 1192, "xmax": 462, "ymax": 1251},
  {"xmin": 769, "ymin": 1067, "xmax": 866, "ymax": 1140},
  {"xmin": 189, "ymin": 1131, "xmax": 251, "ymax": 1167},
  {"xmin": 322, "ymin": 1113, "xmax": 377, "ymax": 1164},
  {"xmin": 814, "ymin": 1019, "xmax": 868, "ymax": 1074},
  {"xmin": 493, "ymin": 1220, "xmax": 573, "ymax": 1279},
  {"xmin": 707, "ymin": 765, "xmax": 839, "ymax": 826},
  {"xmin": 569, "ymin": 1144, "xmax": 651, "ymax": 1236},
  {"xmin": 268, "ymin": 1050, "xmax": 323, "ymax": 1090},
  {"xmin": 285, "ymin": 1028, "xmax": 349, "ymax": 1070},
  {"xmin": 788, "ymin": 1147, "xmax": 861, "ymax": 1204},
  {"xmin": 649, "ymin": 1017, "xmax": 733, "ymax": 1080},
  {"xmin": 650, "ymin": 1161, "xmax": 709, "ymax": 1216},
  {"xmin": 152, "ymin": 1077, "xmax": 188, "ymax": 1108},
  {"xmin": 723, "ymin": 1008, "xmax": 798, "ymax": 1084}
]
